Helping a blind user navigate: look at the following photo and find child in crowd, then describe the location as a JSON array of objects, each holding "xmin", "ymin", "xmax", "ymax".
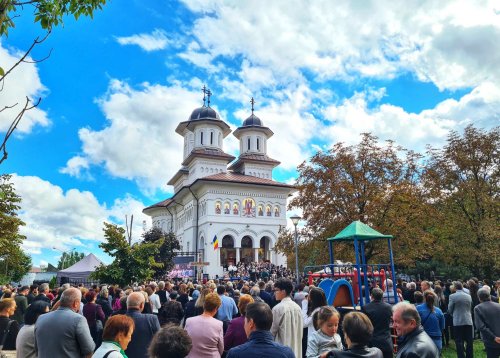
[{"xmin": 306, "ymin": 306, "xmax": 343, "ymax": 358}]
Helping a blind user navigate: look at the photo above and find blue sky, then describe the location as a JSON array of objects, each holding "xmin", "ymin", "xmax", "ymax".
[{"xmin": 1, "ymin": 1, "xmax": 499, "ymax": 268}]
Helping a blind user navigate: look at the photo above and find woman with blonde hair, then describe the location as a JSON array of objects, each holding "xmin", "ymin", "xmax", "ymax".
[
  {"xmin": 224, "ymin": 294, "xmax": 254, "ymax": 352},
  {"xmin": 194, "ymin": 288, "xmax": 210, "ymax": 316},
  {"xmin": 185, "ymin": 293, "xmax": 223, "ymax": 357}
]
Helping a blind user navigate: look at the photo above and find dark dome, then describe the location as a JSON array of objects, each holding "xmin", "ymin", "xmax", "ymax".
[
  {"xmin": 242, "ymin": 113, "xmax": 263, "ymax": 127},
  {"xmin": 189, "ymin": 106, "xmax": 220, "ymax": 121}
]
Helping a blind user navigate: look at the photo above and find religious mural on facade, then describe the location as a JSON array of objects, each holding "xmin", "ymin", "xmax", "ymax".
[{"xmin": 242, "ymin": 198, "xmax": 256, "ymax": 217}]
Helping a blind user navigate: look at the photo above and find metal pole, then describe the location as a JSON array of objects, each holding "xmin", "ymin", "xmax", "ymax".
[{"xmin": 294, "ymin": 225, "xmax": 300, "ymax": 285}]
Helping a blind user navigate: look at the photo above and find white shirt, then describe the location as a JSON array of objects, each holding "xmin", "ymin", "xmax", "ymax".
[{"xmin": 150, "ymin": 293, "xmax": 161, "ymax": 314}]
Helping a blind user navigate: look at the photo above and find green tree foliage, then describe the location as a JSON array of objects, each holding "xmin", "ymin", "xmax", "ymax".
[
  {"xmin": 0, "ymin": 173, "xmax": 31, "ymax": 283},
  {"xmin": 91, "ymin": 222, "xmax": 163, "ymax": 286},
  {"xmin": 142, "ymin": 227, "xmax": 180, "ymax": 279},
  {"xmin": 424, "ymin": 125, "xmax": 499, "ymax": 277},
  {"xmin": 56, "ymin": 251, "xmax": 84, "ymax": 270},
  {"xmin": 283, "ymin": 133, "xmax": 435, "ymax": 268}
]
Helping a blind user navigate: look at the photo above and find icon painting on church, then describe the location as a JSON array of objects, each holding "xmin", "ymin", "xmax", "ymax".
[
  {"xmin": 266, "ymin": 205, "xmax": 272, "ymax": 216},
  {"xmin": 242, "ymin": 198, "xmax": 256, "ymax": 217},
  {"xmin": 224, "ymin": 202, "xmax": 230, "ymax": 214},
  {"xmin": 274, "ymin": 206, "xmax": 280, "ymax": 217},
  {"xmin": 233, "ymin": 203, "xmax": 239, "ymax": 215},
  {"xmin": 258, "ymin": 205, "xmax": 263, "ymax": 216},
  {"xmin": 215, "ymin": 201, "xmax": 222, "ymax": 214}
]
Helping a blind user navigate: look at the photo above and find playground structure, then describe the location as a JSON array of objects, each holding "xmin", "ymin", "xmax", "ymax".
[{"xmin": 304, "ymin": 221, "xmax": 399, "ymax": 308}]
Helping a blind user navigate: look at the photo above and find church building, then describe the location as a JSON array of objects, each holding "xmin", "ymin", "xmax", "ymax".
[{"xmin": 143, "ymin": 91, "xmax": 294, "ymax": 278}]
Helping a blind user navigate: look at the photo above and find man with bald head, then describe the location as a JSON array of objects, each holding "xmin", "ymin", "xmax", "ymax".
[
  {"xmin": 126, "ymin": 291, "xmax": 160, "ymax": 358},
  {"xmin": 35, "ymin": 287, "xmax": 95, "ymax": 357}
]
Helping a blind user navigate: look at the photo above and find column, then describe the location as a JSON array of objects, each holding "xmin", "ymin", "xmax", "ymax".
[
  {"xmin": 236, "ymin": 247, "xmax": 240, "ymax": 264},
  {"xmin": 254, "ymin": 248, "xmax": 259, "ymax": 262}
]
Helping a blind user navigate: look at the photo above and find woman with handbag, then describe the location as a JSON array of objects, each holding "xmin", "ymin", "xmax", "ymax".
[{"xmin": 83, "ymin": 291, "xmax": 106, "ymax": 348}]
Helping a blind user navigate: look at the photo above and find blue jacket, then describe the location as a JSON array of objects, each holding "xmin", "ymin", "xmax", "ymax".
[
  {"xmin": 125, "ymin": 309, "xmax": 160, "ymax": 358},
  {"xmin": 416, "ymin": 304, "xmax": 445, "ymax": 345},
  {"xmin": 227, "ymin": 330, "xmax": 294, "ymax": 358}
]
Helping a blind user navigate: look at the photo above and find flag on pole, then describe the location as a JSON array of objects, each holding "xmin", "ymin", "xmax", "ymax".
[{"xmin": 212, "ymin": 235, "xmax": 219, "ymax": 250}]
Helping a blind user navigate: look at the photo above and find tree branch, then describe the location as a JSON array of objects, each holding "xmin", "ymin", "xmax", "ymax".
[{"xmin": 0, "ymin": 96, "xmax": 41, "ymax": 165}]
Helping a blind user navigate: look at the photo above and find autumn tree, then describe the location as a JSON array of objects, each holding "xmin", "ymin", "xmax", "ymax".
[
  {"xmin": 91, "ymin": 222, "xmax": 163, "ymax": 286},
  {"xmin": 283, "ymin": 133, "xmax": 435, "ymax": 269},
  {"xmin": 56, "ymin": 251, "xmax": 84, "ymax": 270},
  {"xmin": 424, "ymin": 125, "xmax": 499, "ymax": 277},
  {"xmin": 0, "ymin": 0, "xmax": 107, "ymax": 164},
  {"xmin": 0, "ymin": 173, "xmax": 31, "ymax": 283},
  {"xmin": 142, "ymin": 227, "xmax": 180, "ymax": 279}
]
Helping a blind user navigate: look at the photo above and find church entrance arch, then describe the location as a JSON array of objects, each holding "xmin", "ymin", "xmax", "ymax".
[
  {"xmin": 259, "ymin": 236, "xmax": 271, "ymax": 261},
  {"xmin": 220, "ymin": 235, "xmax": 236, "ymax": 267},
  {"xmin": 241, "ymin": 236, "xmax": 254, "ymax": 264}
]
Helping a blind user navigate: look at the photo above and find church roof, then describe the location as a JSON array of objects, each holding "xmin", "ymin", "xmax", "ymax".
[
  {"xmin": 182, "ymin": 148, "xmax": 235, "ymax": 166},
  {"xmin": 242, "ymin": 113, "xmax": 263, "ymax": 127},
  {"xmin": 189, "ymin": 106, "xmax": 220, "ymax": 121},
  {"xmin": 144, "ymin": 172, "xmax": 293, "ymax": 213},
  {"xmin": 144, "ymin": 198, "xmax": 173, "ymax": 210},
  {"xmin": 201, "ymin": 172, "xmax": 292, "ymax": 188},
  {"xmin": 228, "ymin": 153, "xmax": 280, "ymax": 171}
]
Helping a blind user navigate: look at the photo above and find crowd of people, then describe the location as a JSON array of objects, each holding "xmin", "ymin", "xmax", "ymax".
[
  {"xmin": 225, "ymin": 262, "xmax": 293, "ymax": 281},
  {"xmin": 0, "ymin": 267, "xmax": 499, "ymax": 358}
]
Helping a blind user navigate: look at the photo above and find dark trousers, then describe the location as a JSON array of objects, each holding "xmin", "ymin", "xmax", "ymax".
[
  {"xmin": 454, "ymin": 325, "xmax": 473, "ymax": 358},
  {"xmin": 485, "ymin": 347, "xmax": 500, "ymax": 358}
]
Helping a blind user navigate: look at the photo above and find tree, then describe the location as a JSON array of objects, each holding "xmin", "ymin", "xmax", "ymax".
[
  {"xmin": 56, "ymin": 251, "xmax": 84, "ymax": 270},
  {"xmin": 142, "ymin": 227, "xmax": 180, "ymax": 279},
  {"xmin": 0, "ymin": 0, "xmax": 107, "ymax": 164},
  {"xmin": 0, "ymin": 173, "xmax": 31, "ymax": 283},
  {"xmin": 283, "ymin": 133, "xmax": 436, "ymax": 268},
  {"xmin": 91, "ymin": 222, "xmax": 163, "ymax": 286},
  {"xmin": 424, "ymin": 125, "xmax": 499, "ymax": 277}
]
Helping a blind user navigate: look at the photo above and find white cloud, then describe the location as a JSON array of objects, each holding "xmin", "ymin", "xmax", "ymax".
[
  {"xmin": 180, "ymin": 0, "xmax": 500, "ymax": 90},
  {"xmin": 11, "ymin": 174, "xmax": 151, "ymax": 253},
  {"xmin": 0, "ymin": 43, "xmax": 50, "ymax": 134},
  {"xmin": 62, "ymin": 80, "xmax": 202, "ymax": 192},
  {"xmin": 322, "ymin": 82, "xmax": 500, "ymax": 152},
  {"xmin": 115, "ymin": 29, "xmax": 169, "ymax": 52}
]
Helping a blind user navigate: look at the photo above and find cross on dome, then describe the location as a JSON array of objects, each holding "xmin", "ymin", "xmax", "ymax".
[{"xmin": 250, "ymin": 97, "xmax": 255, "ymax": 114}]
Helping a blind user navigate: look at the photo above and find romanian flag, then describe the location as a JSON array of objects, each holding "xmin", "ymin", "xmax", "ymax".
[{"xmin": 212, "ymin": 235, "xmax": 219, "ymax": 250}]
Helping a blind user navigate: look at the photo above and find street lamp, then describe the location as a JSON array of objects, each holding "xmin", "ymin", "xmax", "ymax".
[{"xmin": 290, "ymin": 214, "xmax": 301, "ymax": 285}]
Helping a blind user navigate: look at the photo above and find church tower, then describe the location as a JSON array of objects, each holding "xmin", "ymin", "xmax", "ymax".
[
  {"xmin": 168, "ymin": 87, "xmax": 234, "ymax": 192},
  {"xmin": 229, "ymin": 98, "xmax": 280, "ymax": 179}
]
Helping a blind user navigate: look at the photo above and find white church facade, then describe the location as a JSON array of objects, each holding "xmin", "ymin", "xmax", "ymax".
[{"xmin": 143, "ymin": 94, "xmax": 294, "ymax": 278}]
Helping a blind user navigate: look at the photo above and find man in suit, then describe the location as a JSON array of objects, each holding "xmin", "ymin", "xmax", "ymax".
[
  {"xmin": 35, "ymin": 287, "xmax": 95, "ymax": 357},
  {"xmin": 27, "ymin": 284, "xmax": 38, "ymax": 304},
  {"xmin": 12, "ymin": 285, "xmax": 29, "ymax": 325},
  {"xmin": 33, "ymin": 283, "xmax": 51, "ymax": 307},
  {"xmin": 474, "ymin": 288, "xmax": 500, "ymax": 358},
  {"xmin": 126, "ymin": 291, "xmax": 161, "ymax": 358},
  {"xmin": 362, "ymin": 287, "xmax": 393, "ymax": 358},
  {"xmin": 448, "ymin": 281, "xmax": 473, "ymax": 358}
]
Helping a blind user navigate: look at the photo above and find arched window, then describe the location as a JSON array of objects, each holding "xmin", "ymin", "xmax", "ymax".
[
  {"xmin": 247, "ymin": 137, "xmax": 251, "ymax": 151},
  {"xmin": 210, "ymin": 131, "xmax": 214, "ymax": 145},
  {"xmin": 257, "ymin": 137, "xmax": 260, "ymax": 151},
  {"xmin": 201, "ymin": 131, "xmax": 204, "ymax": 145}
]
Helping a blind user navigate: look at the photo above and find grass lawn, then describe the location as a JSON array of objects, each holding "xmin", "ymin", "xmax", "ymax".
[{"xmin": 441, "ymin": 339, "xmax": 487, "ymax": 358}]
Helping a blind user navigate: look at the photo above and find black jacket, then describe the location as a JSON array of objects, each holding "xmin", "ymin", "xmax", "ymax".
[
  {"xmin": 96, "ymin": 296, "xmax": 113, "ymax": 318},
  {"xmin": 125, "ymin": 309, "xmax": 160, "ymax": 358},
  {"xmin": 328, "ymin": 345, "xmax": 383, "ymax": 358},
  {"xmin": 395, "ymin": 326, "xmax": 439, "ymax": 358},
  {"xmin": 362, "ymin": 300, "xmax": 393, "ymax": 353}
]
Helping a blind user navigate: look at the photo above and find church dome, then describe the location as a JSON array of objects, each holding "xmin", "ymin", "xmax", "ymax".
[
  {"xmin": 189, "ymin": 106, "xmax": 220, "ymax": 121},
  {"xmin": 242, "ymin": 113, "xmax": 263, "ymax": 127}
]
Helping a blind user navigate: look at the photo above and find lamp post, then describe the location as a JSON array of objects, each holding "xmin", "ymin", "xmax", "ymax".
[{"xmin": 290, "ymin": 214, "xmax": 301, "ymax": 285}]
